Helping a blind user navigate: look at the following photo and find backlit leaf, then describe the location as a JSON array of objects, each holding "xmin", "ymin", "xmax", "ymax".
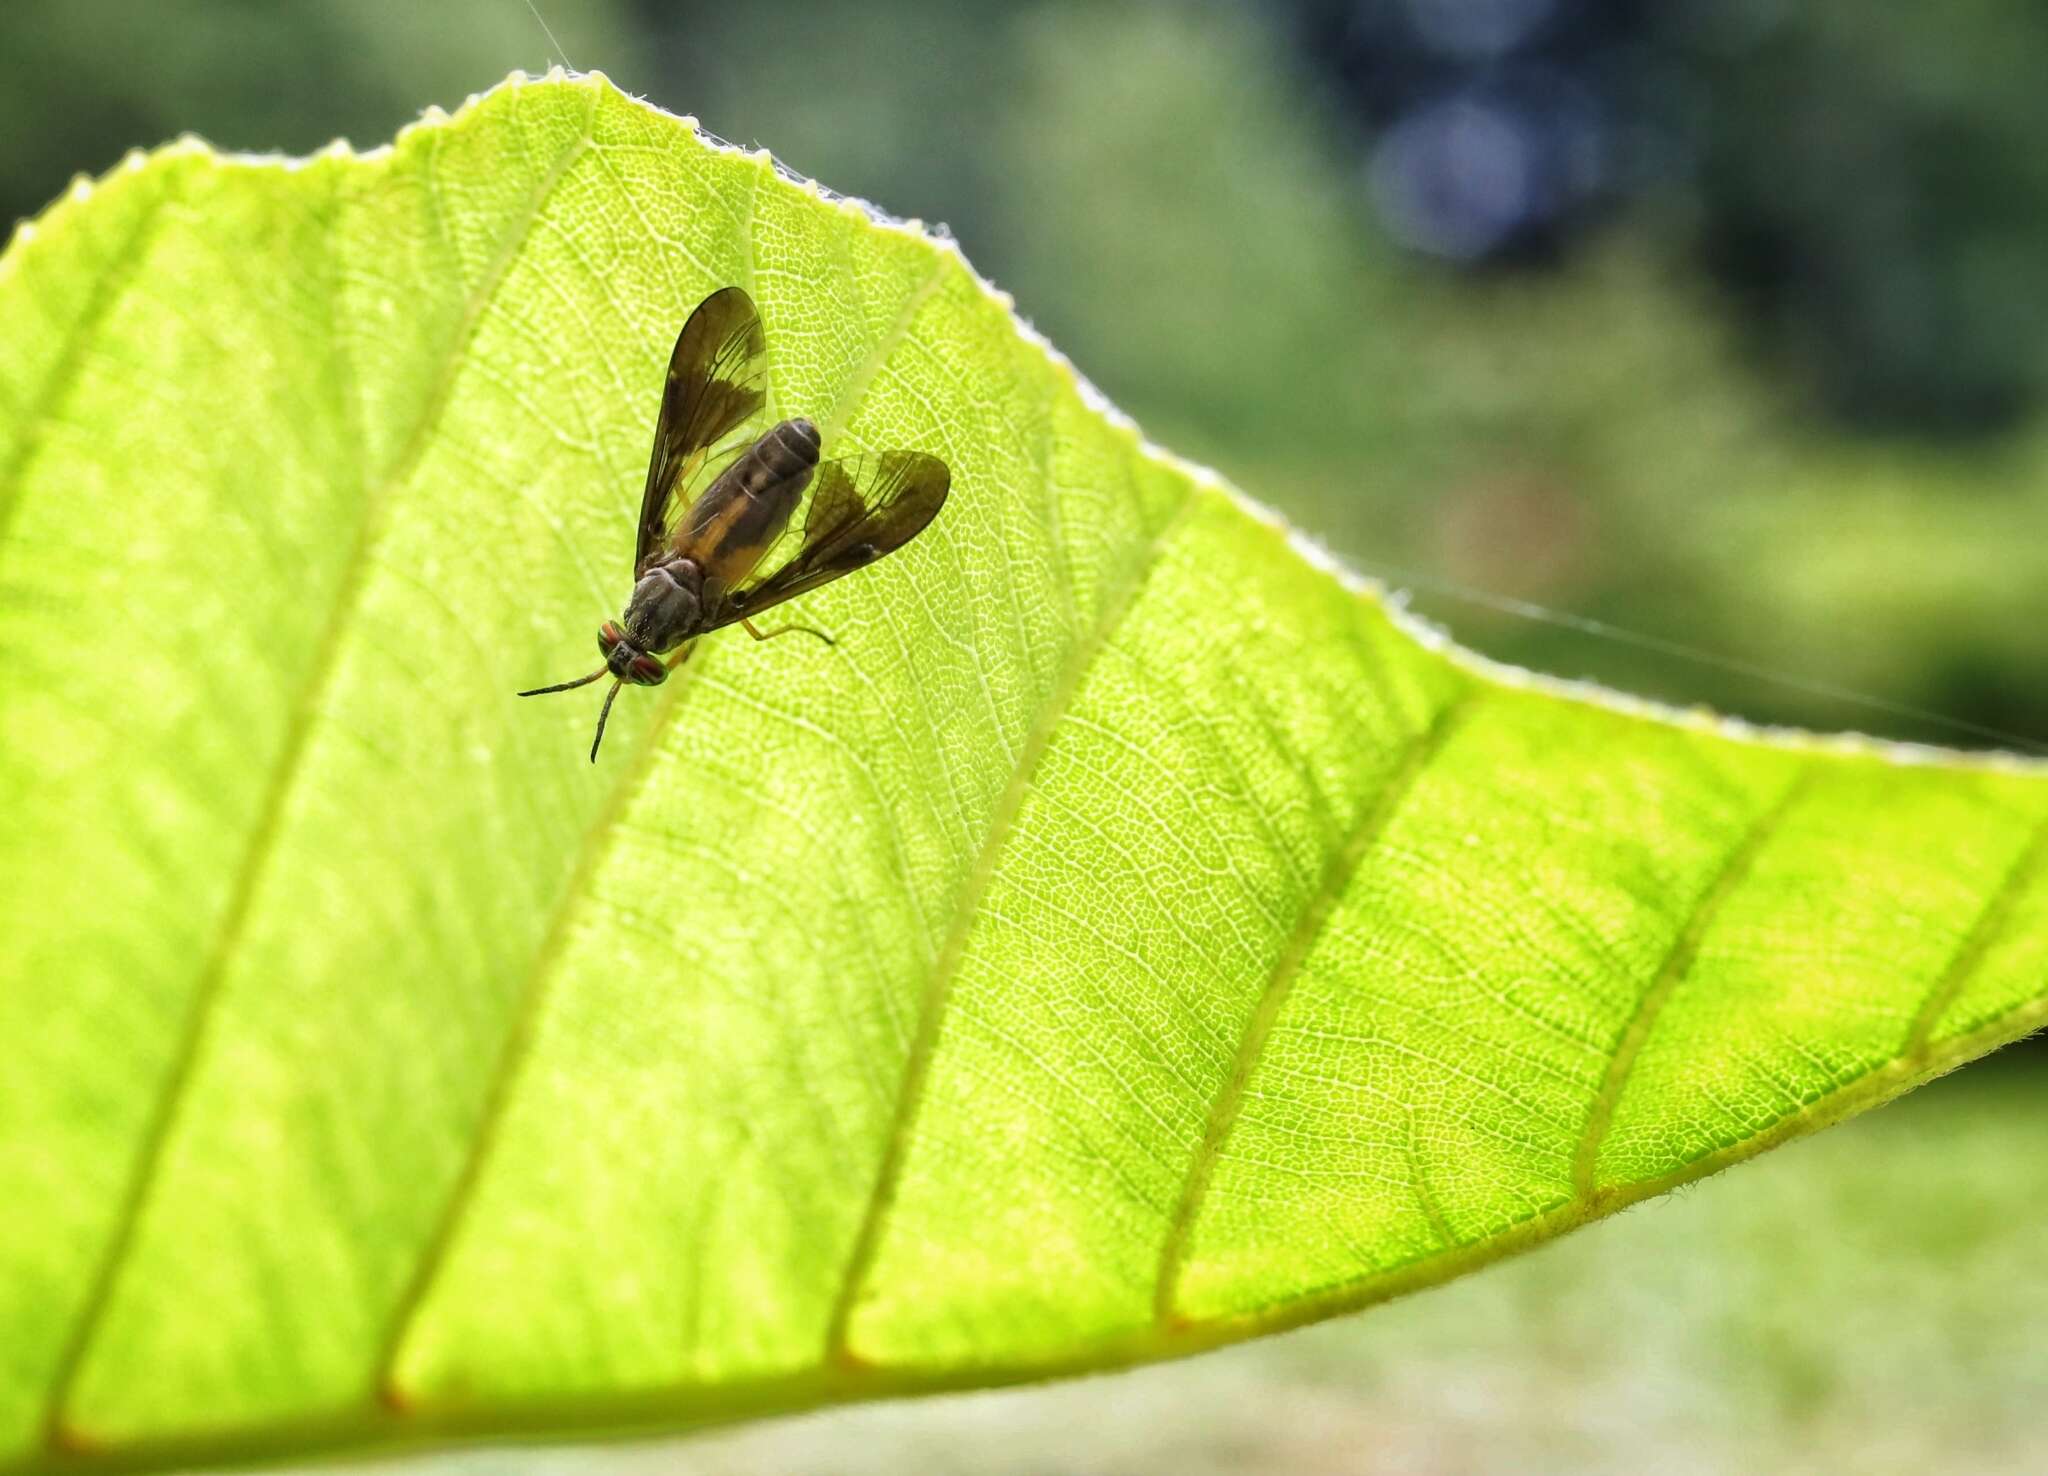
[{"xmin": 1, "ymin": 72, "xmax": 2043, "ymax": 1473}]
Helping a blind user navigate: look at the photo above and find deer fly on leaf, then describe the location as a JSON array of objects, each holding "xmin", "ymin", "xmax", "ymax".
[{"xmin": 520, "ymin": 286, "xmax": 950, "ymax": 760}]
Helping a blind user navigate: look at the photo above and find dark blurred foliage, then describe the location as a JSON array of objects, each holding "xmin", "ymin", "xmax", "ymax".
[
  {"xmin": 3, "ymin": 0, "xmax": 2044, "ymax": 750},
  {"xmin": 1292, "ymin": 0, "xmax": 2048, "ymax": 434}
]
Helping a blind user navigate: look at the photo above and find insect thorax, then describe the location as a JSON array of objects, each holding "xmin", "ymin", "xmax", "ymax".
[{"xmin": 621, "ymin": 558, "xmax": 706, "ymax": 654}]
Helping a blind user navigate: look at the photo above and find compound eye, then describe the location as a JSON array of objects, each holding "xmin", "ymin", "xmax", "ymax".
[
  {"xmin": 628, "ymin": 653, "xmax": 666, "ymax": 686},
  {"xmin": 597, "ymin": 621, "xmax": 624, "ymax": 656}
]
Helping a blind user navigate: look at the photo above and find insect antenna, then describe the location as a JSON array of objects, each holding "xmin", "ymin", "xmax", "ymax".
[
  {"xmin": 515, "ymin": 668, "xmax": 626, "ymax": 763},
  {"xmin": 588, "ymin": 680, "xmax": 624, "ymax": 763},
  {"xmin": 517, "ymin": 668, "xmax": 608, "ymax": 698}
]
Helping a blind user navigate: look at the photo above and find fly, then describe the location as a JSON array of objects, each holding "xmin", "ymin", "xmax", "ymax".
[{"xmin": 520, "ymin": 286, "xmax": 951, "ymax": 760}]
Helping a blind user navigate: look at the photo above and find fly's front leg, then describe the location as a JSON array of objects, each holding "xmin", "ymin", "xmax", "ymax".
[
  {"xmin": 665, "ymin": 640, "xmax": 696, "ymax": 672},
  {"xmin": 742, "ymin": 616, "xmax": 835, "ymax": 647}
]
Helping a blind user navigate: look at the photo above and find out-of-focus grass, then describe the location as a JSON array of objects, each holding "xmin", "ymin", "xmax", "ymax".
[{"xmin": 394, "ymin": 1065, "xmax": 2045, "ymax": 1476}]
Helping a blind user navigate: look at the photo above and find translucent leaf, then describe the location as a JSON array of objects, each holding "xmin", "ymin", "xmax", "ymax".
[{"xmin": 1, "ymin": 72, "xmax": 2042, "ymax": 1473}]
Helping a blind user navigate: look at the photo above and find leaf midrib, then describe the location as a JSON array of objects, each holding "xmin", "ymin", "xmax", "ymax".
[{"xmin": 14, "ymin": 995, "xmax": 2048, "ymax": 1476}]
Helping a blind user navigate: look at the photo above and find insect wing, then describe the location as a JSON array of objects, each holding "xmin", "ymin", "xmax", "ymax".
[
  {"xmin": 707, "ymin": 450, "xmax": 950, "ymax": 626},
  {"xmin": 633, "ymin": 286, "xmax": 767, "ymax": 574}
]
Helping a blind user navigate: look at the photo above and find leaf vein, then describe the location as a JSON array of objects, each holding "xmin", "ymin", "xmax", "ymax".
[
  {"xmin": 1151, "ymin": 687, "xmax": 1476, "ymax": 1327},
  {"xmin": 39, "ymin": 88, "xmax": 599, "ymax": 1443},
  {"xmin": 1903, "ymin": 807, "xmax": 2048, "ymax": 1057},
  {"xmin": 0, "ymin": 181, "xmax": 169, "ymax": 545},
  {"xmin": 372, "ymin": 222, "xmax": 969, "ymax": 1397},
  {"xmin": 812, "ymin": 252, "xmax": 948, "ymax": 451},
  {"xmin": 1568, "ymin": 764, "xmax": 1814, "ymax": 1203},
  {"xmin": 822, "ymin": 482, "xmax": 1207, "ymax": 1365}
]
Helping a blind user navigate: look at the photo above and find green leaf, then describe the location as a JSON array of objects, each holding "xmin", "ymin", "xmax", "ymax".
[{"xmin": 1, "ymin": 71, "xmax": 2043, "ymax": 1473}]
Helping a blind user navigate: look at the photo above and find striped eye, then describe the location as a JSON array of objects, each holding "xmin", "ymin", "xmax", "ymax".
[{"xmin": 627, "ymin": 653, "xmax": 666, "ymax": 686}]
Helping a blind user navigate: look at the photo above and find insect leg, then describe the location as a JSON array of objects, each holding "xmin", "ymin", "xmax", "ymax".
[
  {"xmin": 741, "ymin": 616, "xmax": 835, "ymax": 646},
  {"xmin": 665, "ymin": 641, "xmax": 697, "ymax": 671}
]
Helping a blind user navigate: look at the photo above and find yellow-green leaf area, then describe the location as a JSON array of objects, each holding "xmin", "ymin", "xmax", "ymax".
[{"xmin": 0, "ymin": 71, "xmax": 2043, "ymax": 1474}]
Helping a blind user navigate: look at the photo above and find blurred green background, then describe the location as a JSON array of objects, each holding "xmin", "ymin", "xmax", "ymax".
[
  {"xmin": 5, "ymin": 0, "xmax": 2043, "ymax": 1469},
  {"xmin": 8, "ymin": 0, "xmax": 2045, "ymax": 747}
]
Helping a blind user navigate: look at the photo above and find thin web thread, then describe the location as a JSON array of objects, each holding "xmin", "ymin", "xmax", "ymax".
[
  {"xmin": 1351, "ymin": 555, "xmax": 2048, "ymax": 757},
  {"xmin": 523, "ymin": 0, "xmax": 573, "ymax": 72}
]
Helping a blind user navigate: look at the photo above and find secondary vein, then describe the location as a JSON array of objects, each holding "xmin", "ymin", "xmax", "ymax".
[
  {"xmin": 376, "ymin": 191, "xmax": 958, "ymax": 1397},
  {"xmin": 1902, "ymin": 807, "xmax": 2048, "ymax": 1057},
  {"xmin": 1569, "ymin": 762, "xmax": 1814, "ymax": 1204},
  {"xmin": 39, "ymin": 87, "xmax": 598, "ymax": 1446},
  {"xmin": 822, "ymin": 484, "xmax": 1205, "ymax": 1365},
  {"xmin": 1152, "ymin": 689, "xmax": 1474, "ymax": 1327}
]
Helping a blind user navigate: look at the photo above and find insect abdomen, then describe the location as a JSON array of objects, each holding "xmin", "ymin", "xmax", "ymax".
[
  {"xmin": 673, "ymin": 417, "xmax": 820, "ymax": 585},
  {"xmin": 742, "ymin": 417, "xmax": 821, "ymax": 486}
]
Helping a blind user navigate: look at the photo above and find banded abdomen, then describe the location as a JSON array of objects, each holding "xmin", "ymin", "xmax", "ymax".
[{"xmin": 671, "ymin": 417, "xmax": 820, "ymax": 589}]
